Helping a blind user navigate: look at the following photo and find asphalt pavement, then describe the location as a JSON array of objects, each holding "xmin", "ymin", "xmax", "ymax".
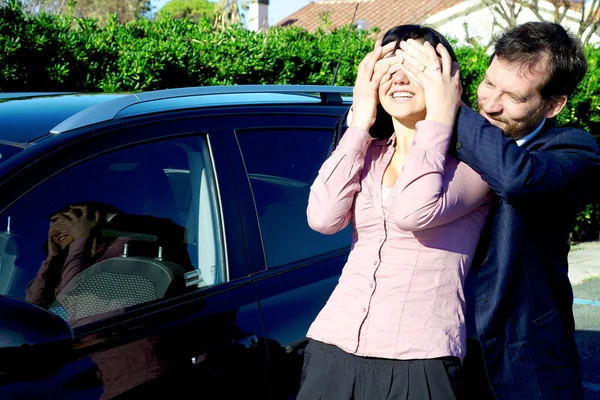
[{"xmin": 569, "ymin": 242, "xmax": 600, "ymax": 399}]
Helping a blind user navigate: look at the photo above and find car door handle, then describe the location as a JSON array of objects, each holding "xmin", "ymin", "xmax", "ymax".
[
  {"xmin": 232, "ymin": 334, "xmax": 258, "ymax": 348},
  {"xmin": 191, "ymin": 334, "xmax": 259, "ymax": 365}
]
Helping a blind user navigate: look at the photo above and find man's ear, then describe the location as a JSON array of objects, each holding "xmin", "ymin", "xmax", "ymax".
[{"xmin": 544, "ymin": 95, "xmax": 568, "ymax": 119}]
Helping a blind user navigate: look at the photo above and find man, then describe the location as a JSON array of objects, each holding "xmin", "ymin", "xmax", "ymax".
[
  {"xmin": 400, "ymin": 22, "xmax": 599, "ymax": 399},
  {"xmin": 338, "ymin": 21, "xmax": 600, "ymax": 399}
]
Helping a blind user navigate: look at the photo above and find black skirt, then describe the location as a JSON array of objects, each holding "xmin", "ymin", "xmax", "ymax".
[{"xmin": 297, "ymin": 339, "xmax": 463, "ymax": 400}]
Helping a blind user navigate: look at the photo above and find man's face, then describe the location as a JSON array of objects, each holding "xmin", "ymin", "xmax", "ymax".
[{"xmin": 477, "ymin": 56, "xmax": 553, "ymax": 140}]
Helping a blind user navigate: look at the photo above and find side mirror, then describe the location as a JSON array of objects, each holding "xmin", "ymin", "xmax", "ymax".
[{"xmin": 0, "ymin": 295, "xmax": 74, "ymax": 380}]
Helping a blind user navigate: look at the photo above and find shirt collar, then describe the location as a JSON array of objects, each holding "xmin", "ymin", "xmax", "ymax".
[
  {"xmin": 373, "ymin": 133, "xmax": 395, "ymax": 147},
  {"xmin": 516, "ymin": 118, "xmax": 546, "ymax": 147}
]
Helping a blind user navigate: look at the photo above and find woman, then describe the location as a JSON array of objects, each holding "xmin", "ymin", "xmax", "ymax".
[
  {"xmin": 25, "ymin": 202, "xmax": 121, "ymax": 308},
  {"xmin": 298, "ymin": 25, "xmax": 492, "ymax": 399}
]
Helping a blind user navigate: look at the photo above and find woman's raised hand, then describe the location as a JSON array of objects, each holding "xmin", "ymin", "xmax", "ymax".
[
  {"xmin": 350, "ymin": 40, "xmax": 398, "ymax": 131},
  {"xmin": 397, "ymin": 39, "xmax": 462, "ymax": 127}
]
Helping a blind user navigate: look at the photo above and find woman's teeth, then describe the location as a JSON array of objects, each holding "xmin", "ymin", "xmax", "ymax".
[{"xmin": 393, "ymin": 92, "xmax": 414, "ymax": 99}]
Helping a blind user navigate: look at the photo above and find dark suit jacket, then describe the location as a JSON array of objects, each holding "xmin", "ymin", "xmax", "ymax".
[{"xmin": 455, "ymin": 106, "xmax": 600, "ymax": 400}]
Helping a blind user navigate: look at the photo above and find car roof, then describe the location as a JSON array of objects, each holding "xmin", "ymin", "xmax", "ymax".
[
  {"xmin": 0, "ymin": 86, "xmax": 353, "ymax": 145},
  {"xmin": 50, "ymin": 85, "xmax": 353, "ymax": 134},
  {"xmin": 0, "ymin": 93, "xmax": 126, "ymax": 144},
  {"xmin": 0, "ymin": 92, "xmax": 77, "ymax": 100}
]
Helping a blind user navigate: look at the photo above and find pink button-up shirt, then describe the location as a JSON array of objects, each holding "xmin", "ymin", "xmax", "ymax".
[{"xmin": 306, "ymin": 121, "xmax": 492, "ymax": 361}]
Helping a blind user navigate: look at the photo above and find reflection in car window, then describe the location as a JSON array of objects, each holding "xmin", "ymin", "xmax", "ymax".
[
  {"xmin": 236, "ymin": 127, "xmax": 352, "ymax": 268},
  {"xmin": 0, "ymin": 136, "xmax": 225, "ymax": 326}
]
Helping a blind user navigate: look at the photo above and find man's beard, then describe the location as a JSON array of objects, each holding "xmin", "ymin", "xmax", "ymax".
[{"xmin": 478, "ymin": 104, "xmax": 547, "ymax": 140}]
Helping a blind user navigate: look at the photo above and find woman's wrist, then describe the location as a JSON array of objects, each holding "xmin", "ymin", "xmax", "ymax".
[
  {"xmin": 425, "ymin": 107, "xmax": 457, "ymax": 127},
  {"xmin": 349, "ymin": 120, "xmax": 373, "ymax": 131}
]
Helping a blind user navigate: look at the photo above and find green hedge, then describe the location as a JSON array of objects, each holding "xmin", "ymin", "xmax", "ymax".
[{"xmin": 1, "ymin": 1, "xmax": 599, "ymax": 240}]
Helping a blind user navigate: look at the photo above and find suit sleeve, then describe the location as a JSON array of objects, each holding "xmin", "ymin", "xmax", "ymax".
[
  {"xmin": 307, "ymin": 127, "xmax": 371, "ymax": 234},
  {"xmin": 454, "ymin": 106, "xmax": 600, "ymax": 206},
  {"xmin": 394, "ymin": 120, "xmax": 491, "ymax": 231}
]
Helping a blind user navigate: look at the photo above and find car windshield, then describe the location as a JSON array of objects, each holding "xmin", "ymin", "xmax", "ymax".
[{"xmin": 0, "ymin": 144, "xmax": 24, "ymax": 165}]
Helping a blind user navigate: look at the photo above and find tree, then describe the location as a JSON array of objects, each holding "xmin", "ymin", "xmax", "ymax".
[
  {"xmin": 522, "ymin": 0, "xmax": 600, "ymax": 45},
  {"xmin": 20, "ymin": 0, "xmax": 69, "ymax": 14},
  {"xmin": 214, "ymin": 0, "xmax": 248, "ymax": 29},
  {"xmin": 156, "ymin": 0, "xmax": 215, "ymax": 23},
  {"xmin": 19, "ymin": 0, "xmax": 152, "ymax": 23},
  {"xmin": 467, "ymin": 0, "xmax": 600, "ymax": 46},
  {"xmin": 461, "ymin": 0, "xmax": 524, "ymax": 49},
  {"xmin": 484, "ymin": 0, "xmax": 523, "ymax": 30}
]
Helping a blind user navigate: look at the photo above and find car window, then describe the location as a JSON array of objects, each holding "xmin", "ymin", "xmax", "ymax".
[
  {"xmin": 0, "ymin": 135, "xmax": 225, "ymax": 326},
  {"xmin": 236, "ymin": 127, "xmax": 351, "ymax": 268}
]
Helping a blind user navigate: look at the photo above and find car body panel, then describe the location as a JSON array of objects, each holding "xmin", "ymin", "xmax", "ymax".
[
  {"xmin": 0, "ymin": 94, "xmax": 125, "ymax": 144},
  {"xmin": 0, "ymin": 88, "xmax": 353, "ymax": 399}
]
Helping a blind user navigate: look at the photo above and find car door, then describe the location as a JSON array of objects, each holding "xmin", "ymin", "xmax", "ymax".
[
  {"xmin": 0, "ymin": 115, "xmax": 269, "ymax": 399},
  {"xmin": 219, "ymin": 106, "xmax": 353, "ymax": 398}
]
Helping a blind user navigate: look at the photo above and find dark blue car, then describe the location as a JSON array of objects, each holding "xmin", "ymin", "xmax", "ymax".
[{"xmin": 0, "ymin": 86, "xmax": 353, "ymax": 399}]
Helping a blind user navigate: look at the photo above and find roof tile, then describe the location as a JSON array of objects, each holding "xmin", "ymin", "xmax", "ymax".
[{"xmin": 277, "ymin": 0, "xmax": 464, "ymax": 37}]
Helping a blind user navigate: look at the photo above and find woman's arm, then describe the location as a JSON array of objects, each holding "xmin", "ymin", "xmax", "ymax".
[
  {"xmin": 308, "ymin": 40, "xmax": 397, "ymax": 234},
  {"xmin": 394, "ymin": 120, "xmax": 491, "ymax": 231},
  {"xmin": 25, "ymin": 257, "xmax": 63, "ymax": 308},
  {"xmin": 307, "ymin": 127, "xmax": 372, "ymax": 234},
  {"xmin": 393, "ymin": 40, "xmax": 492, "ymax": 231}
]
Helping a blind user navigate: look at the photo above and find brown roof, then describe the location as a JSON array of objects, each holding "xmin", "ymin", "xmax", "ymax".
[{"xmin": 276, "ymin": 0, "xmax": 464, "ymax": 37}]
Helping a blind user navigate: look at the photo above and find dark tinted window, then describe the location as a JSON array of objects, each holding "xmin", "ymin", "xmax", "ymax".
[
  {"xmin": 0, "ymin": 135, "xmax": 225, "ymax": 326},
  {"xmin": 237, "ymin": 127, "xmax": 351, "ymax": 268}
]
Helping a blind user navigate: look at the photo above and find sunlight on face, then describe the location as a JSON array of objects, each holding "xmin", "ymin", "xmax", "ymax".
[
  {"xmin": 477, "ymin": 57, "xmax": 550, "ymax": 139},
  {"xmin": 377, "ymin": 41, "xmax": 427, "ymax": 129}
]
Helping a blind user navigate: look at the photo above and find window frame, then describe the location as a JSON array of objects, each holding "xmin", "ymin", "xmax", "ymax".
[
  {"xmin": 217, "ymin": 107, "xmax": 352, "ymax": 274},
  {"xmin": 0, "ymin": 114, "xmax": 249, "ymax": 331}
]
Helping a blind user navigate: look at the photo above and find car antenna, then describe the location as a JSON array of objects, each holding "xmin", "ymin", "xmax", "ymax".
[{"xmin": 330, "ymin": 2, "xmax": 360, "ymax": 86}]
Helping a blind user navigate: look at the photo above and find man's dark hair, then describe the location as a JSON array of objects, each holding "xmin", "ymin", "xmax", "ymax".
[{"xmin": 492, "ymin": 21, "xmax": 588, "ymax": 99}]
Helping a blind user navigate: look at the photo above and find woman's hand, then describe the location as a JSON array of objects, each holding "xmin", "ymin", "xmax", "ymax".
[
  {"xmin": 61, "ymin": 205, "xmax": 100, "ymax": 241},
  {"xmin": 397, "ymin": 39, "xmax": 462, "ymax": 127},
  {"xmin": 47, "ymin": 223, "xmax": 62, "ymax": 258},
  {"xmin": 350, "ymin": 40, "xmax": 398, "ymax": 131}
]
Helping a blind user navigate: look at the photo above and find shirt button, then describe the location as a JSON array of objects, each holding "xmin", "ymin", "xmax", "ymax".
[
  {"xmin": 379, "ymin": 239, "xmax": 383, "ymax": 244},
  {"xmin": 370, "ymin": 284, "xmax": 374, "ymax": 288},
  {"xmin": 373, "ymin": 261, "xmax": 378, "ymax": 266},
  {"xmin": 363, "ymin": 308, "xmax": 367, "ymax": 312}
]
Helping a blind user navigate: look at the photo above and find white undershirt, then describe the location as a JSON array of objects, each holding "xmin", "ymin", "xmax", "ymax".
[{"xmin": 382, "ymin": 185, "xmax": 393, "ymax": 204}]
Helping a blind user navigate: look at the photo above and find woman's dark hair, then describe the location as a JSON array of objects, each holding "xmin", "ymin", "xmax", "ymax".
[
  {"xmin": 370, "ymin": 24, "xmax": 468, "ymax": 139},
  {"xmin": 48, "ymin": 202, "xmax": 122, "ymax": 222}
]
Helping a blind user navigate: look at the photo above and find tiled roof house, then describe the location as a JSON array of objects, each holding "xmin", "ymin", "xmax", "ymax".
[
  {"xmin": 276, "ymin": 0, "xmax": 464, "ymax": 38},
  {"xmin": 276, "ymin": 0, "xmax": 600, "ymax": 46}
]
